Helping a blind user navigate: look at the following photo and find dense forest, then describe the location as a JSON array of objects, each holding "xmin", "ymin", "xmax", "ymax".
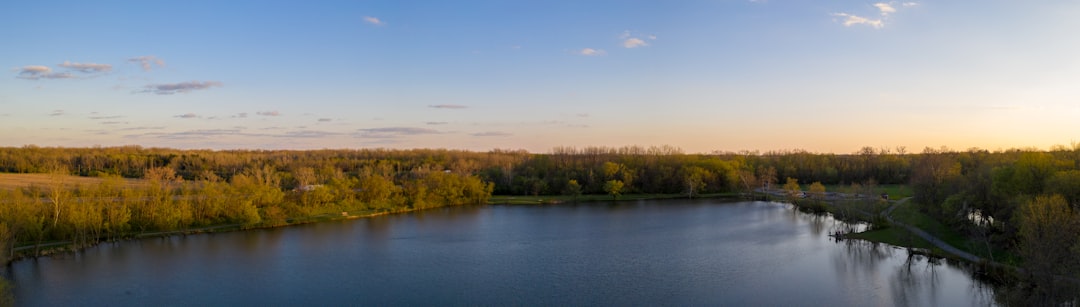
[{"xmin": 2, "ymin": 144, "xmax": 1080, "ymax": 292}]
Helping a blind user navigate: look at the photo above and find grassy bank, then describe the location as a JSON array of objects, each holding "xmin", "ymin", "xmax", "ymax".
[
  {"xmin": 821, "ymin": 183, "xmax": 913, "ymax": 199},
  {"xmin": 846, "ymin": 227, "xmax": 936, "ymax": 250},
  {"xmin": 888, "ymin": 203, "xmax": 1019, "ymax": 264},
  {"xmin": 7, "ymin": 206, "xmax": 426, "ymax": 263}
]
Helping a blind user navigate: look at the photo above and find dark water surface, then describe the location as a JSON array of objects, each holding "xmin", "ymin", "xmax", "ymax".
[{"xmin": 4, "ymin": 200, "xmax": 997, "ymax": 306}]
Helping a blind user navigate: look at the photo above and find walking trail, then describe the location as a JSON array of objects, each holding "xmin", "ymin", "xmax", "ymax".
[{"xmin": 881, "ymin": 197, "xmax": 981, "ymax": 262}]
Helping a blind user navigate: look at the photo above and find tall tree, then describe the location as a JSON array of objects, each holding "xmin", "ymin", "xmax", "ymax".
[
  {"xmin": 563, "ymin": 179, "xmax": 582, "ymax": 201},
  {"xmin": 783, "ymin": 177, "xmax": 801, "ymax": 201},
  {"xmin": 1016, "ymin": 194, "xmax": 1079, "ymax": 276},
  {"xmin": 603, "ymin": 180, "xmax": 624, "ymax": 200},
  {"xmin": 1015, "ymin": 194, "xmax": 1080, "ymax": 302},
  {"xmin": 808, "ymin": 181, "xmax": 826, "ymax": 201}
]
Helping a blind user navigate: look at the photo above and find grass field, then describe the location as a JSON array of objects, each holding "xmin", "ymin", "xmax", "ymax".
[
  {"xmin": 888, "ymin": 202, "xmax": 1019, "ymax": 264},
  {"xmin": 0, "ymin": 173, "xmax": 146, "ymax": 190},
  {"xmin": 846, "ymin": 227, "xmax": 936, "ymax": 250},
  {"xmin": 821, "ymin": 184, "xmax": 913, "ymax": 199}
]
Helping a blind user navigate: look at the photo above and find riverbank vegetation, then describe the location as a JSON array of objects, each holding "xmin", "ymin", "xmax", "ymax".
[{"xmin": 2, "ymin": 144, "xmax": 1080, "ymax": 302}]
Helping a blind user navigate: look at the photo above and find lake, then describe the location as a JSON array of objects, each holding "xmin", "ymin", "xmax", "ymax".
[{"xmin": 3, "ymin": 200, "xmax": 998, "ymax": 306}]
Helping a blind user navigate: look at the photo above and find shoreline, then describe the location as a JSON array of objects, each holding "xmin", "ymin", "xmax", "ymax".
[
  {"xmin": 6, "ymin": 193, "xmax": 720, "ymax": 264},
  {"xmin": 5, "ymin": 206, "xmax": 429, "ymax": 265}
]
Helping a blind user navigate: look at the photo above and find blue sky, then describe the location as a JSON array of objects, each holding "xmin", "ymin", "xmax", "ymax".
[{"xmin": 3, "ymin": 1, "xmax": 1079, "ymax": 153}]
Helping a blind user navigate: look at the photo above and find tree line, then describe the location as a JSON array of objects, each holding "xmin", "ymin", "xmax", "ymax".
[{"xmin": 4, "ymin": 144, "xmax": 1080, "ymax": 283}]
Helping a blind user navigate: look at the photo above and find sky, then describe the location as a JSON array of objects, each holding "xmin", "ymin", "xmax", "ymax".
[{"xmin": 3, "ymin": 1, "xmax": 1079, "ymax": 154}]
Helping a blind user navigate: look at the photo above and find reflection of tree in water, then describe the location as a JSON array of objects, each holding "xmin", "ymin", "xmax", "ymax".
[
  {"xmin": 829, "ymin": 239, "xmax": 894, "ymax": 301},
  {"xmin": 835, "ymin": 240, "xmax": 893, "ymax": 274},
  {"xmin": 829, "ymin": 240, "xmax": 1002, "ymax": 306},
  {"xmin": 808, "ymin": 214, "xmax": 826, "ymax": 236},
  {"xmin": 888, "ymin": 252, "xmax": 941, "ymax": 306}
]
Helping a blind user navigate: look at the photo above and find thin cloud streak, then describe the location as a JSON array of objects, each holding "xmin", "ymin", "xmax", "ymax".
[
  {"xmin": 832, "ymin": 13, "xmax": 884, "ymax": 29},
  {"xmin": 429, "ymin": 104, "xmax": 468, "ymax": 109},
  {"xmin": 356, "ymin": 127, "xmax": 441, "ymax": 138},
  {"xmin": 15, "ymin": 66, "xmax": 73, "ymax": 80},
  {"xmin": 137, "ymin": 81, "xmax": 222, "ymax": 95},
  {"xmin": 579, "ymin": 48, "xmax": 605, "ymax": 56},
  {"xmin": 128, "ymin": 56, "xmax": 165, "ymax": 71},
  {"xmin": 363, "ymin": 16, "xmax": 384, "ymax": 26},
  {"xmin": 58, "ymin": 61, "xmax": 112, "ymax": 73},
  {"xmin": 471, "ymin": 131, "xmax": 512, "ymax": 137}
]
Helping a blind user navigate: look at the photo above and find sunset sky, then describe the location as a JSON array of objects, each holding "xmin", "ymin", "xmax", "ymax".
[{"xmin": 3, "ymin": 1, "xmax": 1079, "ymax": 153}]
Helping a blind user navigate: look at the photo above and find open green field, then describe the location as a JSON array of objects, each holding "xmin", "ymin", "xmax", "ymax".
[
  {"xmin": 820, "ymin": 184, "xmax": 913, "ymax": 199},
  {"xmin": 846, "ymin": 227, "xmax": 936, "ymax": 250},
  {"xmin": 0, "ymin": 173, "xmax": 147, "ymax": 190},
  {"xmin": 888, "ymin": 203, "xmax": 1018, "ymax": 264}
]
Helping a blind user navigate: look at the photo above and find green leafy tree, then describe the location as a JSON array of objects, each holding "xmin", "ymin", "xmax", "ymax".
[
  {"xmin": 564, "ymin": 179, "xmax": 582, "ymax": 201},
  {"xmin": 603, "ymin": 180, "xmax": 624, "ymax": 200},
  {"xmin": 1016, "ymin": 195, "xmax": 1078, "ymax": 276},
  {"xmin": 1046, "ymin": 170, "xmax": 1080, "ymax": 206},
  {"xmin": 783, "ymin": 177, "xmax": 801, "ymax": 201},
  {"xmin": 682, "ymin": 166, "xmax": 708, "ymax": 199},
  {"xmin": 359, "ymin": 174, "xmax": 401, "ymax": 210},
  {"xmin": 1015, "ymin": 194, "xmax": 1080, "ymax": 301},
  {"xmin": 809, "ymin": 181, "xmax": 826, "ymax": 201}
]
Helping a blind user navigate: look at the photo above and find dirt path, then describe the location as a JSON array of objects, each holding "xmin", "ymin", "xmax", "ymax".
[{"xmin": 881, "ymin": 198, "xmax": 981, "ymax": 262}]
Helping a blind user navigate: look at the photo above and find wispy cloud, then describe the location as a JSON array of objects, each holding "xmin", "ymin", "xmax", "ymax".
[
  {"xmin": 116, "ymin": 126, "xmax": 165, "ymax": 131},
  {"xmin": 100, "ymin": 121, "xmax": 128, "ymax": 125},
  {"xmin": 579, "ymin": 48, "xmax": 605, "ymax": 56},
  {"xmin": 128, "ymin": 56, "xmax": 165, "ymax": 71},
  {"xmin": 317, "ymin": 118, "xmax": 332, "ymax": 122},
  {"xmin": 15, "ymin": 66, "xmax": 73, "ymax": 80},
  {"xmin": 138, "ymin": 81, "xmax": 222, "ymax": 95},
  {"xmin": 429, "ymin": 104, "xmax": 468, "ymax": 109},
  {"xmin": 233, "ymin": 112, "xmax": 248, "ymax": 118},
  {"xmin": 88, "ymin": 115, "xmax": 124, "ymax": 120},
  {"xmin": 874, "ymin": 3, "xmax": 896, "ymax": 16},
  {"xmin": 622, "ymin": 30, "xmax": 652, "ymax": 49},
  {"xmin": 832, "ymin": 13, "xmax": 884, "ymax": 29},
  {"xmin": 622, "ymin": 38, "xmax": 648, "ymax": 48},
  {"xmin": 49, "ymin": 110, "xmax": 65, "ymax": 116},
  {"xmin": 58, "ymin": 61, "xmax": 112, "ymax": 73},
  {"xmin": 135, "ymin": 129, "xmax": 245, "ymax": 140},
  {"xmin": 257, "ymin": 111, "xmax": 281, "ymax": 116},
  {"xmin": 363, "ymin": 16, "xmax": 384, "ymax": 26},
  {"xmin": 356, "ymin": 127, "xmax": 441, "ymax": 138},
  {"xmin": 576, "ymin": 113, "xmax": 590, "ymax": 118},
  {"xmin": 833, "ymin": 2, "xmax": 917, "ymax": 29},
  {"xmin": 282, "ymin": 130, "xmax": 343, "ymax": 138},
  {"xmin": 619, "ymin": 30, "xmax": 655, "ymax": 49},
  {"xmin": 425, "ymin": 121, "xmax": 448, "ymax": 125},
  {"xmin": 471, "ymin": 131, "xmax": 512, "ymax": 137},
  {"xmin": 175, "ymin": 113, "xmax": 199, "ymax": 119}
]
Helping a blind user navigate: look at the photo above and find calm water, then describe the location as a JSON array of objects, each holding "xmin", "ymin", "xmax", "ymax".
[{"xmin": 4, "ymin": 200, "xmax": 997, "ymax": 306}]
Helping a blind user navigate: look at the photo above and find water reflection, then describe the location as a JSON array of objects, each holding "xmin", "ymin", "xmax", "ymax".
[{"xmin": 4, "ymin": 200, "xmax": 1002, "ymax": 306}]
